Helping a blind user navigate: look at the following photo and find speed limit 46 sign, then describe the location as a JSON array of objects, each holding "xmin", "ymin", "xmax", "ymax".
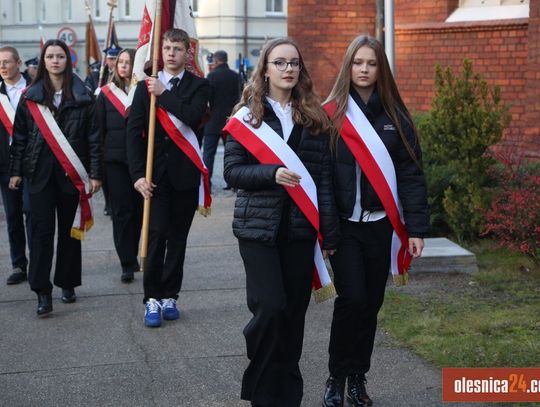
[{"xmin": 57, "ymin": 27, "xmax": 77, "ymax": 47}]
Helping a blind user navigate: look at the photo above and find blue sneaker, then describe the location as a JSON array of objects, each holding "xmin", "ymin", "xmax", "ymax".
[
  {"xmin": 144, "ymin": 298, "xmax": 162, "ymax": 327},
  {"xmin": 161, "ymin": 298, "xmax": 180, "ymax": 320}
]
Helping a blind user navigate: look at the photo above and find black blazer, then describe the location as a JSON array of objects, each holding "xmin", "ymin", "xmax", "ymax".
[
  {"xmin": 126, "ymin": 70, "xmax": 210, "ymax": 191},
  {"xmin": 0, "ymin": 77, "xmax": 30, "ymax": 174},
  {"xmin": 204, "ymin": 64, "xmax": 240, "ymax": 136}
]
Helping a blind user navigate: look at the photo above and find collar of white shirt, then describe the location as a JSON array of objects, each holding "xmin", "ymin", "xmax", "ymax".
[
  {"xmin": 159, "ymin": 70, "xmax": 186, "ymax": 89},
  {"xmin": 5, "ymin": 75, "xmax": 26, "ymax": 92}
]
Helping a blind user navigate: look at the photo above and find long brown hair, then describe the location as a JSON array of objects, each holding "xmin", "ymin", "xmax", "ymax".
[
  {"xmin": 32, "ymin": 39, "xmax": 74, "ymax": 111},
  {"xmin": 233, "ymin": 37, "xmax": 333, "ymax": 136},
  {"xmin": 325, "ymin": 35, "xmax": 419, "ymax": 162},
  {"xmin": 110, "ymin": 48, "xmax": 136, "ymax": 92}
]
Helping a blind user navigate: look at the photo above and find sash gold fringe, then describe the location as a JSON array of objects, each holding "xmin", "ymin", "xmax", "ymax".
[
  {"xmin": 198, "ymin": 206, "xmax": 211, "ymax": 217},
  {"xmin": 312, "ymin": 283, "xmax": 336, "ymax": 304},
  {"xmin": 70, "ymin": 218, "xmax": 94, "ymax": 241},
  {"xmin": 393, "ymin": 272, "xmax": 409, "ymax": 286}
]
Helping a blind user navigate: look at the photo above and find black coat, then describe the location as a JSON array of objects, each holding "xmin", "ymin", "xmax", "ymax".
[
  {"xmin": 223, "ymin": 103, "xmax": 339, "ymax": 249},
  {"xmin": 96, "ymin": 88, "xmax": 128, "ymax": 163},
  {"xmin": 0, "ymin": 77, "xmax": 30, "ymax": 174},
  {"xmin": 204, "ymin": 63, "xmax": 240, "ymax": 136},
  {"xmin": 334, "ymin": 89, "xmax": 429, "ymax": 238},
  {"xmin": 126, "ymin": 71, "xmax": 210, "ymax": 191},
  {"xmin": 9, "ymin": 76, "xmax": 102, "ymax": 186}
]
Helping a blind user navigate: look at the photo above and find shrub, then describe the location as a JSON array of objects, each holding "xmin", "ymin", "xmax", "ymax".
[
  {"xmin": 417, "ymin": 59, "xmax": 510, "ymax": 241},
  {"xmin": 481, "ymin": 154, "xmax": 540, "ymax": 263}
]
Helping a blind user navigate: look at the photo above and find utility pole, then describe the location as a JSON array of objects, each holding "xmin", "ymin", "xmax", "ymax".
[{"xmin": 384, "ymin": 0, "xmax": 395, "ymax": 74}]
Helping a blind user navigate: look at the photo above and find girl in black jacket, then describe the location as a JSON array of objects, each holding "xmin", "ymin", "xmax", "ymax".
[
  {"xmin": 321, "ymin": 35, "xmax": 429, "ymax": 407},
  {"xmin": 9, "ymin": 40, "xmax": 101, "ymax": 316},
  {"xmin": 96, "ymin": 48, "xmax": 142, "ymax": 283},
  {"xmin": 223, "ymin": 38, "xmax": 339, "ymax": 407}
]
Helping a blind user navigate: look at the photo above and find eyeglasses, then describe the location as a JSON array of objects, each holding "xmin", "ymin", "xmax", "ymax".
[{"xmin": 267, "ymin": 60, "xmax": 302, "ymax": 72}]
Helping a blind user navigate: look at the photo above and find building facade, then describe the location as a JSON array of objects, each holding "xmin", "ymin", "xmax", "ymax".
[
  {"xmin": 289, "ymin": 0, "xmax": 539, "ymax": 159},
  {"xmin": 0, "ymin": 0, "xmax": 287, "ymax": 76}
]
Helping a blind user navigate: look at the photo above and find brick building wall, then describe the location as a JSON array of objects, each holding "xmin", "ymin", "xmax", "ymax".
[{"xmin": 288, "ymin": 0, "xmax": 539, "ymax": 159}]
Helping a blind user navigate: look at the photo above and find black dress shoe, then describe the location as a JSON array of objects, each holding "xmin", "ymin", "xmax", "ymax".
[
  {"xmin": 37, "ymin": 292, "xmax": 53, "ymax": 316},
  {"xmin": 323, "ymin": 376, "xmax": 345, "ymax": 407},
  {"xmin": 121, "ymin": 271, "xmax": 134, "ymax": 283},
  {"xmin": 61, "ymin": 288, "xmax": 77, "ymax": 303},
  {"xmin": 347, "ymin": 374, "xmax": 372, "ymax": 407},
  {"xmin": 7, "ymin": 268, "xmax": 27, "ymax": 285}
]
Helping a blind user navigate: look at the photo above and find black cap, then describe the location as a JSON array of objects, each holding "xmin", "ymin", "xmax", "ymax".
[{"xmin": 25, "ymin": 57, "xmax": 39, "ymax": 68}]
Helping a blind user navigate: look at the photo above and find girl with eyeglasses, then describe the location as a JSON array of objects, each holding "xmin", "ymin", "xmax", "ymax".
[
  {"xmin": 9, "ymin": 39, "xmax": 102, "ymax": 316},
  {"xmin": 96, "ymin": 48, "xmax": 142, "ymax": 284},
  {"xmin": 321, "ymin": 35, "xmax": 429, "ymax": 407},
  {"xmin": 223, "ymin": 38, "xmax": 340, "ymax": 406}
]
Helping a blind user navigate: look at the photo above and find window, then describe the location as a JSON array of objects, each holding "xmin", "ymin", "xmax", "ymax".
[
  {"xmin": 192, "ymin": 0, "xmax": 198, "ymax": 13},
  {"xmin": 266, "ymin": 0, "xmax": 284, "ymax": 13},
  {"xmin": 41, "ymin": 0, "xmax": 46, "ymax": 21},
  {"xmin": 94, "ymin": 0, "xmax": 101, "ymax": 18},
  {"xmin": 448, "ymin": 0, "xmax": 529, "ymax": 22},
  {"xmin": 65, "ymin": 0, "xmax": 73, "ymax": 21},
  {"xmin": 124, "ymin": 0, "xmax": 130, "ymax": 17}
]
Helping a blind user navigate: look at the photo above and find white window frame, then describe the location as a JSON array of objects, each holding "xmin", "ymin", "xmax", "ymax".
[
  {"xmin": 94, "ymin": 0, "xmax": 101, "ymax": 19},
  {"xmin": 266, "ymin": 0, "xmax": 286, "ymax": 15},
  {"xmin": 123, "ymin": 0, "xmax": 131, "ymax": 18},
  {"xmin": 17, "ymin": 0, "xmax": 23, "ymax": 23}
]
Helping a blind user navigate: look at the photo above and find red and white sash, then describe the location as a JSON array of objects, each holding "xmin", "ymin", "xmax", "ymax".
[
  {"xmin": 146, "ymin": 82, "xmax": 211, "ymax": 215},
  {"xmin": 101, "ymin": 83, "xmax": 131, "ymax": 118},
  {"xmin": 26, "ymin": 100, "xmax": 94, "ymax": 240},
  {"xmin": 0, "ymin": 92, "xmax": 15, "ymax": 138},
  {"xmin": 325, "ymin": 97, "xmax": 412, "ymax": 285},
  {"xmin": 223, "ymin": 106, "xmax": 335, "ymax": 302}
]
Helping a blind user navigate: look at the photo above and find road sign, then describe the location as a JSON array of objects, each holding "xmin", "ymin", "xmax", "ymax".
[
  {"xmin": 57, "ymin": 27, "xmax": 77, "ymax": 47},
  {"xmin": 69, "ymin": 47, "xmax": 78, "ymax": 67}
]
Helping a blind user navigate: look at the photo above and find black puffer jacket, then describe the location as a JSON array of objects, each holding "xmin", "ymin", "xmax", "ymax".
[
  {"xmin": 223, "ymin": 102, "xmax": 339, "ymax": 249},
  {"xmin": 334, "ymin": 89, "xmax": 429, "ymax": 237},
  {"xmin": 9, "ymin": 76, "xmax": 101, "ymax": 180},
  {"xmin": 96, "ymin": 88, "xmax": 128, "ymax": 163}
]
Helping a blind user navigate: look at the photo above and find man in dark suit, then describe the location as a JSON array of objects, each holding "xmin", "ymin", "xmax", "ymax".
[
  {"xmin": 0, "ymin": 46, "xmax": 31, "ymax": 285},
  {"xmin": 127, "ymin": 28, "xmax": 210, "ymax": 328},
  {"xmin": 203, "ymin": 50, "xmax": 240, "ymax": 190}
]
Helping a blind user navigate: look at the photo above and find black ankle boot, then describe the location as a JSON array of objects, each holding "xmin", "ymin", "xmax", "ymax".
[
  {"xmin": 322, "ymin": 376, "xmax": 345, "ymax": 407},
  {"xmin": 37, "ymin": 292, "xmax": 53, "ymax": 316},
  {"xmin": 61, "ymin": 288, "xmax": 76, "ymax": 303},
  {"xmin": 347, "ymin": 374, "xmax": 372, "ymax": 406}
]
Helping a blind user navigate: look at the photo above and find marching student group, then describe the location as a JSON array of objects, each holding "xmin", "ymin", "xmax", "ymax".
[{"xmin": 0, "ymin": 28, "xmax": 429, "ymax": 407}]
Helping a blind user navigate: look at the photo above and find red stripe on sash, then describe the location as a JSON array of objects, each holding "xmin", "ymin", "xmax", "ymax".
[
  {"xmin": 26, "ymin": 100, "xmax": 92, "ymax": 232},
  {"xmin": 101, "ymin": 85, "xmax": 127, "ymax": 118},
  {"xmin": 155, "ymin": 107, "xmax": 212, "ymax": 209},
  {"xmin": 0, "ymin": 98, "xmax": 14, "ymax": 137}
]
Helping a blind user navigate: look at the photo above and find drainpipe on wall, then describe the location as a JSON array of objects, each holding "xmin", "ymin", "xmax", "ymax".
[
  {"xmin": 384, "ymin": 0, "xmax": 395, "ymax": 75},
  {"xmin": 243, "ymin": 0, "xmax": 248, "ymax": 61},
  {"xmin": 376, "ymin": 0, "xmax": 384, "ymax": 44}
]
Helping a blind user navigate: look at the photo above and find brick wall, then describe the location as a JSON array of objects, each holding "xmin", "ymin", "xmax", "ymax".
[{"xmin": 288, "ymin": 0, "xmax": 538, "ymax": 159}]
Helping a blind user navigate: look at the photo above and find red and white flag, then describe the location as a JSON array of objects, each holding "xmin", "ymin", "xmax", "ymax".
[
  {"xmin": 38, "ymin": 25, "xmax": 47, "ymax": 49},
  {"xmin": 133, "ymin": 0, "xmax": 204, "ymax": 82}
]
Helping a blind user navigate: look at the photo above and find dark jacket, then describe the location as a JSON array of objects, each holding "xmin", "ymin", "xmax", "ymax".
[
  {"xmin": 334, "ymin": 89, "xmax": 429, "ymax": 237},
  {"xmin": 204, "ymin": 63, "xmax": 240, "ymax": 136},
  {"xmin": 223, "ymin": 102, "xmax": 339, "ymax": 249},
  {"xmin": 96, "ymin": 88, "xmax": 128, "ymax": 163},
  {"xmin": 126, "ymin": 70, "xmax": 210, "ymax": 191},
  {"xmin": 0, "ymin": 77, "xmax": 30, "ymax": 174},
  {"xmin": 9, "ymin": 75, "xmax": 101, "ymax": 186}
]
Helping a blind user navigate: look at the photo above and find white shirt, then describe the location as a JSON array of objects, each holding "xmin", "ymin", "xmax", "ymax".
[
  {"xmin": 159, "ymin": 69, "xmax": 185, "ymax": 91},
  {"xmin": 5, "ymin": 75, "xmax": 26, "ymax": 110},
  {"xmin": 266, "ymin": 96, "xmax": 294, "ymax": 142},
  {"xmin": 348, "ymin": 162, "xmax": 387, "ymax": 222},
  {"xmin": 53, "ymin": 90, "xmax": 63, "ymax": 109}
]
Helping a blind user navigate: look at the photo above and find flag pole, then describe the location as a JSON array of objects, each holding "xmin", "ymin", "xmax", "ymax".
[
  {"xmin": 140, "ymin": 0, "xmax": 163, "ymax": 272},
  {"xmin": 98, "ymin": 0, "xmax": 118, "ymax": 87}
]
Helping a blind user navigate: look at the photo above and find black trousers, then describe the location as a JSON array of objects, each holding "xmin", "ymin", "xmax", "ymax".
[
  {"xmin": 28, "ymin": 174, "xmax": 81, "ymax": 294},
  {"xmin": 238, "ymin": 237, "xmax": 315, "ymax": 407},
  {"xmin": 106, "ymin": 162, "xmax": 143, "ymax": 274},
  {"xmin": 203, "ymin": 133, "xmax": 225, "ymax": 187},
  {"xmin": 0, "ymin": 174, "xmax": 31, "ymax": 270},
  {"xmin": 328, "ymin": 217, "xmax": 393, "ymax": 377},
  {"xmin": 143, "ymin": 176, "xmax": 198, "ymax": 301}
]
